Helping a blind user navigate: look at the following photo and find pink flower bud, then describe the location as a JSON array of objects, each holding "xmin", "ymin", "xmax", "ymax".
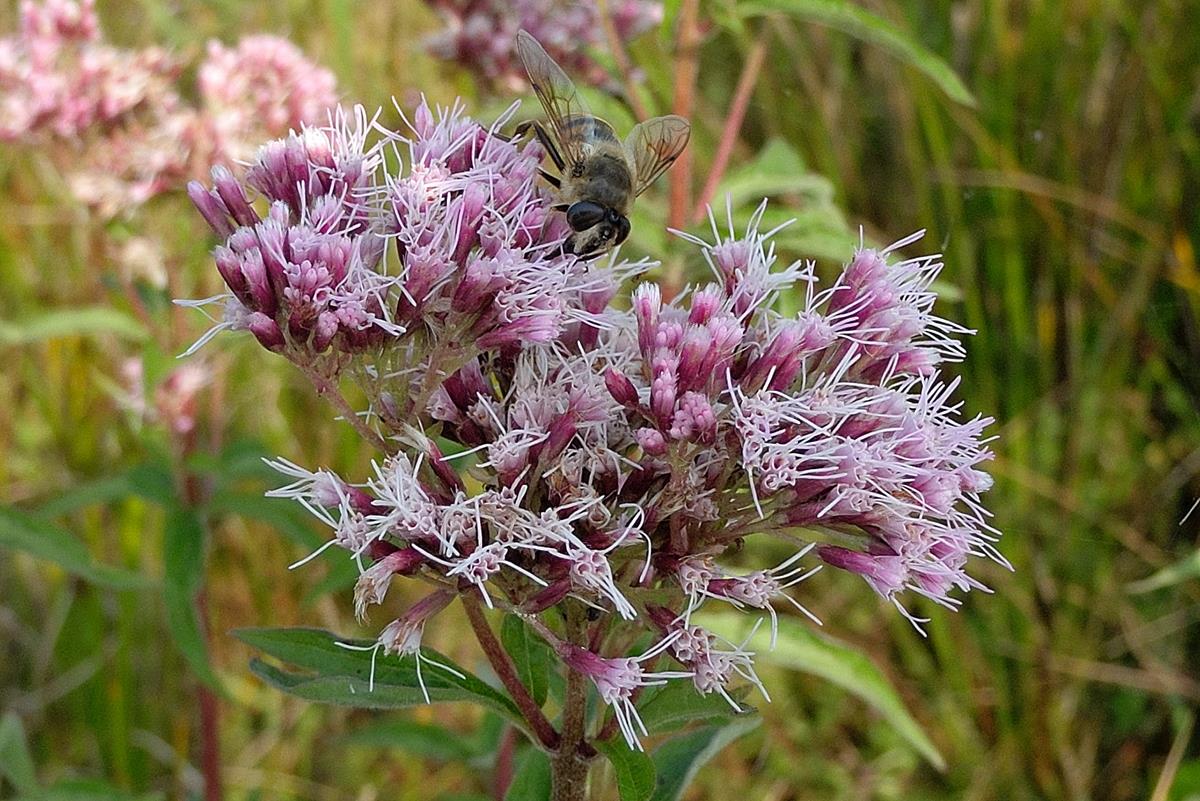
[
  {"xmin": 246, "ymin": 312, "xmax": 285, "ymax": 351},
  {"xmin": 632, "ymin": 282, "xmax": 661, "ymax": 357},
  {"xmin": 211, "ymin": 165, "xmax": 259, "ymax": 228},
  {"xmin": 636, "ymin": 427, "xmax": 666, "ymax": 456},
  {"xmin": 604, "ymin": 368, "xmax": 639, "ymax": 407},
  {"xmin": 525, "ymin": 578, "xmax": 573, "ymax": 613},
  {"xmin": 312, "ymin": 311, "xmax": 339, "ymax": 352},
  {"xmin": 188, "ymin": 181, "xmax": 234, "ymax": 238},
  {"xmin": 688, "ymin": 284, "xmax": 723, "ymax": 325},
  {"xmin": 817, "ymin": 545, "xmax": 906, "ymax": 597}
]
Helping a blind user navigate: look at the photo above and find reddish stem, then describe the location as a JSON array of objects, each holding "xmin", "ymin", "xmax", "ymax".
[
  {"xmin": 462, "ymin": 597, "xmax": 561, "ymax": 751},
  {"xmin": 664, "ymin": 0, "xmax": 703, "ymax": 299},
  {"xmin": 692, "ymin": 30, "xmax": 769, "ymax": 223},
  {"xmin": 196, "ymin": 593, "xmax": 222, "ymax": 801},
  {"xmin": 492, "ymin": 726, "xmax": 518, "ymax": 800}
]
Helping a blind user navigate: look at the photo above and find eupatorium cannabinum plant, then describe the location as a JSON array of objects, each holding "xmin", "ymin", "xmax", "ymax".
[{"xmin": 182, "ymin": 98, "xmax": 1005, "ymax": 800}]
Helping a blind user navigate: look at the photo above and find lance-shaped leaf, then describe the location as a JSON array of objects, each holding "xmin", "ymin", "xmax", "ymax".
[
  {"xmin": 163, "ymin": 506, "xmax": 220, "ymax": 689},
  {"xmin": 504, "ymin": 748, "xmax": 551, "ymax": 801},
  {"xmin": 235, "ymin": 627, "xmax": 528, "ymax": 737},
  {"xmin": 636, "ymin": 679, "xmax": 755, "ymax": 735},
  {"xmin": 737, "ymin": 0, "xmax": 975, "ymax": 106},
  {"xmin": 0, "ymin": 506, "xmax": 147, "ymax": 590},
  {"xmin": 597, "ymin": 739, "xmax": 657, "ymax": 801},
  {"xmin": 650, "ymin": 717, "xmax": 762, "ymax": 801},
  {"xmin": 500, "ymin": 616, "xmax": 553, "ymax": 706},
  {"xmin": 702, "ymin": 611, "xmax": 945, "ymax": 770}
]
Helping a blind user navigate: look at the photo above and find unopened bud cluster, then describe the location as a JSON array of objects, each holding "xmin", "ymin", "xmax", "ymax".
[{"xmin": 186, "ymin": 99, "xmax": 1005, "ymax": 749}]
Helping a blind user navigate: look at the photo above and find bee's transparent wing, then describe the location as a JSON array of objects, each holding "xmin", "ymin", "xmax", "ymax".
[
  {"xmin": 626, "ymin": 115, "xmax": 691, "ymax": 197},
  {"xmin": 516, "ymin": 30, "xmax": 593, "ymax": 166}
]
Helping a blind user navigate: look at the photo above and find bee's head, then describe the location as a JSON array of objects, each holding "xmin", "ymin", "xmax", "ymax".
[{"xmin": 563, "ymin": 202, "xmax": 630, "ymax": 257}]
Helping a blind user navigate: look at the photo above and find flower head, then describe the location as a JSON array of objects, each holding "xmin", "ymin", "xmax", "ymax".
[{"xmin": 186, "ymin": 96, "xmax": 1005, "ymax": 750}]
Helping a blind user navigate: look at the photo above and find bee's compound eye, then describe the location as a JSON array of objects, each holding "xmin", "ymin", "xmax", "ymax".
[
  {"xmin": 614, "ymin": 216, "xmax": 631, "ymax": 244},
  {"xmin": 566, "ymin": 201, "xmax": 606, "ymax": 231}
]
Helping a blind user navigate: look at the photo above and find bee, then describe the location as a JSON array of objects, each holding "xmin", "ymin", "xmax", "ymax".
[{"xmin": 514, "ymin": 30, "xmax": 691, "ymax": 257}]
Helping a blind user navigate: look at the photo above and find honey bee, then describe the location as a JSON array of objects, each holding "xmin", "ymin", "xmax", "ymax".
[{"xmin": 514, "ymin": 30, "xmax": 691, "ymax": 257}]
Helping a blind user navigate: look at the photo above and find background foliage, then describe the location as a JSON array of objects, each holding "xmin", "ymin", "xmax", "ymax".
[{"xmin": 2, "ymin": 1, "xmax": 1198, "ymax": 799}]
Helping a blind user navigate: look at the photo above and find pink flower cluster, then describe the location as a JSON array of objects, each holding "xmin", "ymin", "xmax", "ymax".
[
  {"xmin": 198, "ymin": 35, "xmax": 338, "ymax": 164},
  {"xmin": 185, "ymin": 108, "xmax": 398, "ymax": 357},
  {"xmin": 0, "ymin": 0, "xmax": 338, "ymax": 215},
  {"xmin": 186, "ymin": 100, "xmax": 1004, "ymax": 749},
  {"xmin": 424, "ymin": 0, "xmax": 663, "ymax": 90}
]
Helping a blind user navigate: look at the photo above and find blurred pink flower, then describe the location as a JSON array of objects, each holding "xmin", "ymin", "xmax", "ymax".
[
  {"xmin": 1, "ymin": 2, "xmax": 339, "ymax": 216},
  {"xmin": 198, "ymin": 35, "xmax": 339, "ymax": 163},
  {"xmin": 424, "ymin": 0, "xmax": 663, "ymax": 90}
]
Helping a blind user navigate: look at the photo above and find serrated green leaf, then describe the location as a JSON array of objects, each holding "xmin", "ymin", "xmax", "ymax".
[
  {"xmin": 1127, "ymin": 548, "xmax": 1200, "ymax": 593},
  {"xmin": 501, "ymin": 616, "xmax": 553, "ymax": 706},
  {"xmin": 0, "ymin": 712, "xmax": 38, "ymax": 794},
  {"xmin": 0, "ymin": 506, "xmax": 148, "ymax": 590},
  {"xmin": 504, "ymin": 748, "xmax": 551, "ymax": 801},
  {"xmin": 636, "ymin": 679, "xmax": 754, "ymax": 735},
  {"xmin": 597, "ymin": 739, "xmax": 656, "ymax": 801},
  {"xmin": 649, "ymin": 717, "xmax": 762, "ymax": 801},
  {"xmin": 703, "ymin": 611, "xmax": 945, "ymax": 770},
  {"xmin": 235, "ymin": 627, "xmax": 526, "ymax": 733},
  {"xmin": 338, "ymin": 719, "xmax": 480, "ymax": 760},
  {"xmin": 0, "ymin": 307, "xmax": 149, "ymax": 345},
  {"xmin": 162, "ymin": 506, "xmax": 219, "ymax": 689},
  {"xmin": 737, "ymin": 0, "xmax": 975, "ymax": 107}
]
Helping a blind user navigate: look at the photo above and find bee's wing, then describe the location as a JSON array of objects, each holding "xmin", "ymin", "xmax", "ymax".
[
  {"xmin": 516, "ymin": 30, "xmax": 592, "ymax": 166},
  {"xmin": 626, "ymin": 115, "xmax": 691, "ymax": 197}
]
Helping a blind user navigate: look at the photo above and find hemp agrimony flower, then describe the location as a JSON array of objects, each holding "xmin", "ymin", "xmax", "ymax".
[{"xmin": 183, "ymin": 98, "xmax": 1005, "ymax": 754}]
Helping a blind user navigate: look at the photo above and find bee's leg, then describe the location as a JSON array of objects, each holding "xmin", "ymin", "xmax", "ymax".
[
  {"xmin": 511, "ymin": 120, "xmax": 534, "ymax": 141},
  {"xmin": 514, "ymin": 119, "xmax": 566, "ymax": 172},
  {"xmin": 539, "ymin": 169, "xmax": 561, "ymax": 189}
]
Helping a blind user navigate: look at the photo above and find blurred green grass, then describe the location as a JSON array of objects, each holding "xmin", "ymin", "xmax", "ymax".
[{"xmin": 2, "ymin": 1, "xmax": 1198, "ymax": 800}]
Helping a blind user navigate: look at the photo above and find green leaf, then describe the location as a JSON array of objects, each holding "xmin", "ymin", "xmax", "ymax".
[
  {"xmin": 500, "ymin": 616, "xmax": 553, "ymax": 706},
  {"xmin": 737, "ymin": 0, "xmax": 976, "ymax": 106},
  {"xmin": 9, "ymin": 779, "xmax": 163, "ymax": 801},
  {"xmin": 504, "ymin": 748, "xmax": 551, "ymax": 801},
  {"xmin": 162, "ymin": 506, "xmax": 219, "ymax": 689},
  {"xmin": 597, "ymin": 739, "xmax": 656, "ymax": 801},
  {"xmin": 649, "ymin": 717, "xmax": 761, "ymax": 801},
  {"xmin": 205, "ymin": 491, "xmax": 322, "ymax": 549},
  {"xmin": 339, "ymin": 719, "xmax": 480, "ymax": 761},
  {"xmin": 703, "ymin": 611, "xmax": 945, "ymax": 770},
  {"xmin": 36, "ymin": 460, "xmax": 176, "ymax": 517},
  {"xmin": 0, "ymin": 307, "xmax": 148, "ymax": 345},
  {"xmin": 716, "ymin": 139, "xmax": 835, "ymax": 210},
  {"xmin": 235, "ymin": 627, "xmax": 526, "ymax": 732},
  {"xmin": 0, "ymin": 712, "xmax": 38, "ymax": 794},
  {"xmin": 186, "ymin": 438, "xmax": 279, "ymax": 484},
  {"xmin": 1127, "ymin": 549, "xmax": 1200, "ymax": 593},
  {"xmin": 636, "ymin": 679, "xmax": 754, "ymax": 735},
  {"xmin": 0, "ymin": 506, "xmax": 148, "ymax": 590}
]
